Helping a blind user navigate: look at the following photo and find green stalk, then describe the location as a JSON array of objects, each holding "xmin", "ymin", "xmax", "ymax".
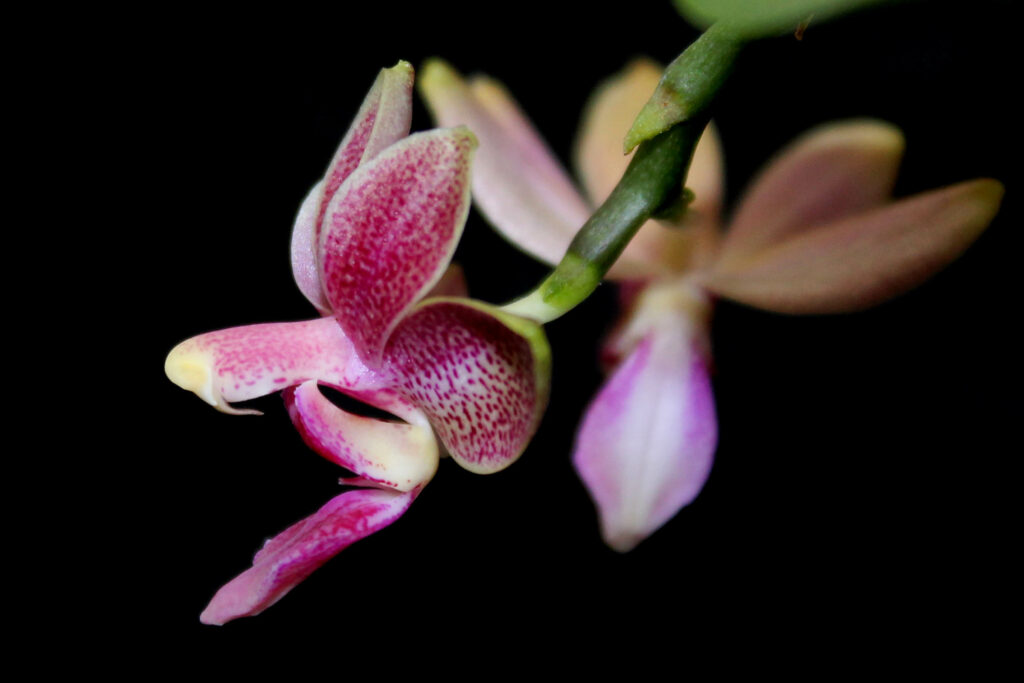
[{"xmin": 503, "ymin": 24, "xmax": 743, "ymax": 323}]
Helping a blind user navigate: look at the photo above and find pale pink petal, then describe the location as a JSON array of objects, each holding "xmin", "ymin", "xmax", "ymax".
[
  {"xmin": 289, "ymin": 180, "xmax": 332, "ymax": 314},
  {"xmin": 164, "ymin": 317, "xmax": 385, "ymax": 414},
  {"xmin": 419, "ymin": 59, "xmax": 591, "ymax": 265},
  {"xmin": 285, "ymin": 380, "xmax": 439, "ymax": 492},
  {"xmin": 315, "ymin": 61, "xmax": 414, "ymax": 232},
  {"xmin": 702, "ymin": 179, "xmax": 1004, "ymax": 313},
  {"xmin": 319, "ymin": 127, "xmax": 476, "ymax": 363},
  {"xmin": 199, "ymin": 488, "xmax": 415, "ymax": 625},
  {"xmin": 719, "ymin": 120, "xmax": 905, "ymax": 261},
  {"xmin": 384, "ymin": 299, "xmax": 551, "ymax": 474},
  {"xmin": 574, "ymin": 316, "xmax": 717, "ymax": 552}
]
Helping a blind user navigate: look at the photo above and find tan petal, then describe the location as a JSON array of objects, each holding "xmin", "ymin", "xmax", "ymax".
[
  {"xmin": 701, "ymin": 179, "xmax": 1004, "ymax": 313},
  {"xmin": 719, "ymin": 120, "xmax": 905, "ymax": 263},
  {"xmin": 575, "ymin": 59, "xmax": 663, "ymax": 208}
]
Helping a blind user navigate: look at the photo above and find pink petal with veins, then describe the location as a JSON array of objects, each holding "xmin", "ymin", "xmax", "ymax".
[
  {"xmin": 285, "ymin": 380, "xmax": 439, "ymax": 492},
  {"xmin": 164, "ymin": 317, "xmax": 385, "ymax": 414},
  {"xmin": 574, "ymin": 322, "xmax": 717, "ymax": 553},
  {"xmin": 419, "ymin": 59, "xmax": 591, "ymax": 266},
  {"xmin": 199, "ymin": 488, "xmax": 415, "ymax": 625},
  {"xmin": 319, "ymin": 127, "xmax": 476, "ymax": 362},
  {"xmin": 385, "ymin": 299, "xmax": 551, "ymax": 474},
  {"xmin": 703, "ymin": 178, "xmax": 1004, "ymax": 313}
]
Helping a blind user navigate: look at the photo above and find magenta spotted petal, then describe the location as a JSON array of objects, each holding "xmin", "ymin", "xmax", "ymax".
[
  {"xmin": 199, "ymin": 488, "xmax": 416, "ymax": 625},
  {"xmin": 319, "ymin": 127, "xmax": 477, "ymax": 363},
  {"xmin": 164, "ymin": 317, "xmax": 388, "ymax": 415},
  {"xmin": 385, "ymin": 299, "xmax": 551, "ymax": 474}
]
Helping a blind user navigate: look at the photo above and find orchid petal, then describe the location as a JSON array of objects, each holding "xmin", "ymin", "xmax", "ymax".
[
  {"xmin": 289, "ymin": 63, "xmax": 413, "ymax": 313},
  {"xmin": 316, "ymin": 61, "xmax": 414, "ymax": 231},
  {"xmin": 702, "ymin": 179, "xmax": 1004, "ymax": 313},
  {"xmin": 199, "ymin": 488, "xmax": 415, "ymax": 625},
  {"xmin": 385, "ymin": 298, "xmax": 551, "ymax": 474},
  {"xmin": 289, "ymin": 180, "xmax": 333, "ymax": 314},
  {"xmin": 574, "ymin": 301, "xmax": 716, "ymax": 552},
  {"xmin": 319, "ymin": 127, "xmax": 476, "ymax": 363},
  {"xmin": 164, "ymin": 317, "xmax": 382, "ymax": 414},
  {"xmin": 285, "ymin": 380, "xmax": 439, "ymax": 492},
  {"xmin": 419, "ymin": 59, "xmax": 591, "ymax": 266},
  {"xmin": 720, "ymin": 120, "xmax": 905, "ymax": 261}
]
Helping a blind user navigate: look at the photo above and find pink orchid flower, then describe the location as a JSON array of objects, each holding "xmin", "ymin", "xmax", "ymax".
[
  {"xmin": 420, "ymin": 58, "xmax": 1003, "ymax": 551},
  {"xmin": 165, "ymin": 61, "xmax": 550, "ymax": 623}
]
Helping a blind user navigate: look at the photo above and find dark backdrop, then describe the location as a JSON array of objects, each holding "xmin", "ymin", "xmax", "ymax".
[{"xmin": 106, "ymin": 0, "xmax": 1016, "ymax": 656}]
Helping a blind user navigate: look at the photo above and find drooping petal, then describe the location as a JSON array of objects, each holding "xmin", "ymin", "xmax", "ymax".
[
  {"xmin": 285, "ymin": 380, "xmax": 439, "ymax": 492},
  {"xmin": 701, "ymin": 179, "xmax": 1004, "ymax": 313},
  {"xmin": 319, "ymin": 127, "xmax": 476, "ymax": 363},
  {"xmin": 164, "ymin": 317, "xmax": 384, "ymax": 414},
  {"xmin": 419, "ymin": 59, "xmax": 591, "ymax": 266},
  {"xmin": 289, "ymin": 180, "xmax": 332, "ymax": 314},
  {"xmin": 719, "ymin": 120, "xmax": 905, "ymax": 261},
  {"xmin": 574, "ymin": 291, "xmax": 717, "ymax": 552},
  {"xmin": 290, "ymin": 62, "xmax": 414, "ymax": 313},
  {"xmin": 199, "ymin": 488, "xmax": 415, "ymax": 625},
  {"xmin": 384, "ymin": 298, "xmax": 551, "ymax": 474}
]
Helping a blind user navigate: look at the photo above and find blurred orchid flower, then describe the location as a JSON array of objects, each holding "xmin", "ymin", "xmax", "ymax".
[
  {"xmin": 420, "ymin": 58, "xmax": 1003, "ymax": 551},
  {"xmin": 165, "ymin": 61, "xmax": 550, "ymax": 623}
]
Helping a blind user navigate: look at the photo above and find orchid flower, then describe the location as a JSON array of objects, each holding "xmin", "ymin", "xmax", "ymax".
[
  {"xmin": 164, "ymin": 61, "xmax": 550, "ymax": 623},
  {"xmin": 420, "ymin": 58, "xmax": 1003, "ymax": 552}
]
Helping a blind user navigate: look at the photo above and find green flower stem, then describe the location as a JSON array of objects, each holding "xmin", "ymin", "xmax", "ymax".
[{"xmin": 503, "ymin": 24, "xmax": 742, "ymax": 324}]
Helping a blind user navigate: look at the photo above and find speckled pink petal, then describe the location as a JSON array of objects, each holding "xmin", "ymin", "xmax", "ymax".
[
  {"xmin": 199, "ymin": 488, "xmax": 415, "ymax": 625},
  {"xmin": 702, "ymin": 178, "xmax": 1004, "ymax": 314},
  {"xmin": 285, "ymin": 380, "xmax": 439, "ymax": 492},
  {"xmin": 316, "ymin": 61, "xmax": 415, "ymax": 232},
  {"xmin": 384, "ymin": 299, "xmax": 551, "ymax": 474},
  {"xmin": 319, "ymin": 127, "xmax": 476, "ymax": 363},
  {"xmin": 164, "ymin": 317, "xmax": 386, "ymax": 414},
  {"xmin": 719, "ymin": 120, "xmax": 905, "ymax": 262},
  {"xmin": 574, "ymin": 313, "xmax": 717, "ymax": 553},
  {"xmin": 290, "ymin": 180, "xmax": 332, "ymax": 314},
  {"xmin": 290, "ymin": 63, "xmax": 414, "ymax": 313},
  {"xmin": 419, "ymin": 59, "xmax": 591, "ymax": 266}
]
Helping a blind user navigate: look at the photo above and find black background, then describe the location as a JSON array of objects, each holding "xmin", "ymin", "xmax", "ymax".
[{"xmin": 96, "ymin": 0, "xmax": 1016, "ymax": 657}]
